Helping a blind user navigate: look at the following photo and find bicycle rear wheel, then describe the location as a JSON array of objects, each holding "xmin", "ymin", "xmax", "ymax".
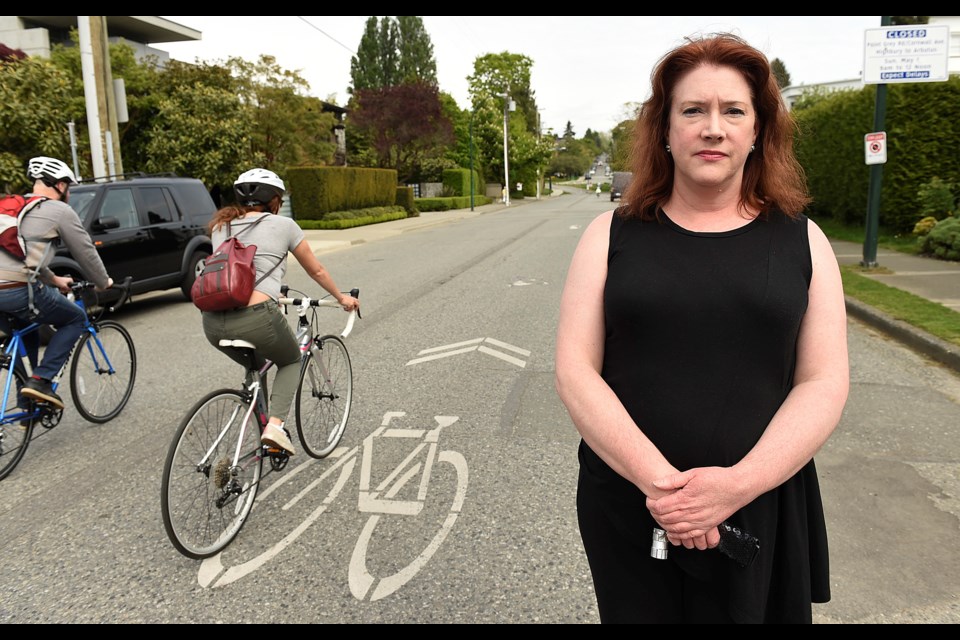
[
  {"xmin": 0, "ymin": 367, "xmax": 36, "ymax": 481},
  {"xmin": 70, "ymin": 320, "xmax": 137, "ymax": 423},
  {"xmin": 295, "ymin": 334, "xmax": 352, "ymax": 459},
  {"xmin": 161, "ymin": 389, "xmax": 263, "ymax": 559}
]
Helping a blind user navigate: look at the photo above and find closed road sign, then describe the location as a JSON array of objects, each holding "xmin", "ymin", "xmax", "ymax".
[{"xmin": 865, "ymin": 132, "xmax": 887, "ymax": 165}]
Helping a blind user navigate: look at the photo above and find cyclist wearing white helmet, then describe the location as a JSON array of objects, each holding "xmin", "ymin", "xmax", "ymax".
[
  {"xmin": 200, "ymin": 168, "xmax": 359, "ymax": 456},
  {"xmin": 0, "ymin": 156, "xmax": 113, "ymax": 409}
]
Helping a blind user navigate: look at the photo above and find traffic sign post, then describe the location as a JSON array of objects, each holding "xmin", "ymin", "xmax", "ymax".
[{"xmin": 860, "ymin": 19, "xmax": 950, "ymax": 268}]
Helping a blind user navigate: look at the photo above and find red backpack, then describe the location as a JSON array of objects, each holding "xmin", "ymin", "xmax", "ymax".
[
  {"xmin": 0, "ymin": 194, "xmax": 47, "ymax": 260},
  {"xmin": 190, "ymin": 216, "xmax": 282, "ymax": 312}
]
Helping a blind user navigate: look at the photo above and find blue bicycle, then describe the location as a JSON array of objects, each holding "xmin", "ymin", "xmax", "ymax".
[{"xmin": 0, "ymin": 277, "xmax": 136, "ymax": 480}]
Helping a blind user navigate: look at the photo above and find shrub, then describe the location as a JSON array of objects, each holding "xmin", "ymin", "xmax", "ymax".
[
  {"xmin": 395, "ymin": 186, "xmax": 418, "ymax": 217},
  {"xmin": 917, "ymin": 176, "xmax": 958, "ymax": 219},
  {"xmin": 913, "ymin": 216, "xmax": 938, "ymax": 237},
  {"xmin": 918, "ymin": 217, "xmax": 960, "ymax": 261}
]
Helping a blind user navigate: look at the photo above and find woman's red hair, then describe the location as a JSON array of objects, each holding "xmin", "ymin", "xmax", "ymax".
[{"xmin": 621, "ymin": 33, "xmax": 810, "ymax": 219}]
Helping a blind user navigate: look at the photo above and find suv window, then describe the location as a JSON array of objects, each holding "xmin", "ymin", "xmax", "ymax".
[
  {"xmin": 100, "ymin": 188, "xmax": 138, "ymax": 229},
  {"xmin": 51, "ymin": 175, "xmax": 216, "ymax": 301},
  {"xmin": 140, "ymin": 187, "xmax": 176, "ymax": 225}
]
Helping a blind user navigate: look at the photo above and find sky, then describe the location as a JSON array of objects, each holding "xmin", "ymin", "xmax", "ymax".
[{"xmin": 156, "ymin": 16, "xmax": 883, "ymax": 136}]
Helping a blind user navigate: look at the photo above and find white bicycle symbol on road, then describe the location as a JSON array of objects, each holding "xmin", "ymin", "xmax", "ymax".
[{"xmin": 196, "ymin": 411, "xmax": 469, "ymax": 601}]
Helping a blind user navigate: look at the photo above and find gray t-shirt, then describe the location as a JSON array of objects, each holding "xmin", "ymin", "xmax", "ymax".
[
  {"xmin": 0, "ymin": 197, "xmax": 110, "ymax": 287},
  {"xmin": 212, "ymin": 213, "xmax": 304, "ymax": 300}
]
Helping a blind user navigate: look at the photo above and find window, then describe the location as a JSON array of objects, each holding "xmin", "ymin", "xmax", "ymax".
[
  {"xmin": 140, "ymin": 187, "xmax": 175, "ymax": 224},
  {"xmin": 99, "ymin": 188, "xmax": 138, "ymax": 229}
]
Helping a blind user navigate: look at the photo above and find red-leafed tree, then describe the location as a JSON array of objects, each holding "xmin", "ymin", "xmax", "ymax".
[
  {"xmin": 0, "ymin": 43, "xmax": 27, "ymax": 62},
  {"xmin": 349, "ymin": 80, "xmax": 453, "ymax": 183}
]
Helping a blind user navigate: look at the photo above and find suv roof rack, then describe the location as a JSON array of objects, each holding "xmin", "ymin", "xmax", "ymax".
[{"xmin": 78, "ymin": 171, "xmax": 179, "ymax": 184}]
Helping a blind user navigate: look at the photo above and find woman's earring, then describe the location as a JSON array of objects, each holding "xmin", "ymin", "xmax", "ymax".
[
  {"xmin": 750, "ymin": 145, "xmax": 756, "ymax": 153},
  {"xmin": 665, "ymin": 144, "xmax": 671, "ymax": 154}
]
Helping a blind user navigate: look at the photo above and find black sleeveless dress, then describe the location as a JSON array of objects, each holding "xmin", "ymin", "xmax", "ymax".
[{"xmin": 577, "ymin": 208, "xmax": 830, "ymax": 623}]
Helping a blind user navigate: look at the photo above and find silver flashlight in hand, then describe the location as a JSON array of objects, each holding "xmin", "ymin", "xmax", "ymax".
[
  {"xmin": 650, "ymin": 528, "xmax": 669, "ymax": 560},
  {"xmin": 651, "ymin": 524, "xmax": 760, "ymax": 567}
]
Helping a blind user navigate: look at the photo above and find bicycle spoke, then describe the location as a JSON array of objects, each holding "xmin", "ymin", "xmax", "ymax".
[
  {"xmin": 296, "ymin": 335, "xmax": 352, "ymax": 459},
  {"xmin": 161, "ymin": 390, "xmax": 262, "ymax": 559},
  {"xmin": 70, "ymin": 321, "xmax": 136, "ymax": 423}
]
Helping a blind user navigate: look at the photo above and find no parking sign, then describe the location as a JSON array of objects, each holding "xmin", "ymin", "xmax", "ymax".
[{"xmin": 865, "ymin": 131, "xmax": 887, "ymax": 165}]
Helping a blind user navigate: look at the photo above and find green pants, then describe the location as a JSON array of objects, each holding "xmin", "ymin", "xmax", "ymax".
[{"xmin": 201, "ymin": 300, "xmax": 302, "ymax": 421}]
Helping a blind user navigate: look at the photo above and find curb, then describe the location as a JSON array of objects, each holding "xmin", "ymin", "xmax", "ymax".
[{"xmin": 845, "ymin": 297, "xmax": 960, "ymax": 374}]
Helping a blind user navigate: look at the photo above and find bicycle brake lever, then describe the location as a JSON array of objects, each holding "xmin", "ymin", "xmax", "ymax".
[{"xmin": 350, "ymin": 288, "xmax": 361, "ymax": 319}]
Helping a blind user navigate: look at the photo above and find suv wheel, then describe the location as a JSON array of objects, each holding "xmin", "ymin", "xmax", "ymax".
[{"xmin": 181, "ymin": 250, "xmax": 210, "ymax": 300}]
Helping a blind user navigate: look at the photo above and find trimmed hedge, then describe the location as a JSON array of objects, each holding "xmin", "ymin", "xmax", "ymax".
[
  {"xmin": 415, "ymin": 195, "xmax": 493, "ymax": 212},
  {"xmin": 442, "ymin": 168, "xmax": 482, "ymax": 197},
  {"xmin": 287, "ymin": 166, "xmax": 397, "ymax": 219},
  {"xmin": 296, "ymin": 206, "xmax": 408, "ymax": 230},
  {"xmin": 396, "ymin": 186, "xmax": 419, "ymax": 216},
  {"xmin": 793, "ymin": 77, "xmax": 960, "ymax": 233}
]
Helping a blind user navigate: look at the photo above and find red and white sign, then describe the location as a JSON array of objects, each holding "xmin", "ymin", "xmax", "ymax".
[{"xmin": 865, "ymin": 132, "xmax": 887, "ymax": 165}]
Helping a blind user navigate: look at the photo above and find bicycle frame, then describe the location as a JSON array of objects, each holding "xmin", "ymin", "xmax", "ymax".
[
  {"xmin": 196, "ymin": 352, "xmax": 272, "ymax": 472},
  {"xmin": 1, "ymin": 277, "xmax": 134, "ymax": 429},
  {"xmin": 1, "ymin": 319, "xmax": 67, "ymax": 422}
]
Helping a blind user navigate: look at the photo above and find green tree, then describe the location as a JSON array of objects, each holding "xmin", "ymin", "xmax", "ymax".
[
  {"xmin": 770, "ymin": 57, "xmax": 791, "ymax": 89},
  {"xmin": 396, "ymin": 16, "xmax": 437, "ymax": 86},
  {"xmin": 467, "ymin": 52, "xmax": 552, "ymax": 193},
  {"xmin": 609, "ymin": 119, "xmax": 634, "ymax": 171},
  {"xmin": 0, "ymin": 55, "xmax": 78, "ymax": 191},
  {"xmin": 226, "ymin": 55, "xmax": 336, "ymax": 172},
  {"xmin": 143, "ymin": 83, "xmax": 249, "ymax": 188},
  {"xmin": 349, "ymin": 16, "xmax": 399, "ymax": 93}
]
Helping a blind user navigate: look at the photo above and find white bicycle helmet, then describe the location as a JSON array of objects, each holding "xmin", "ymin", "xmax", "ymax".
[
  {"xmin": 27, "ymin": 156, "xmax": 78, "ymax": 186},
  {"xmin": 234, "ymin": 168, "xmax": 285, "ymax": 205}
]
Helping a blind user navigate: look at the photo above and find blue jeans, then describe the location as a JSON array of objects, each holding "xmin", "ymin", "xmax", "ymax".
[{"xmin": 0, "ymin": 282, "xmax": 86, "ymax": 380}]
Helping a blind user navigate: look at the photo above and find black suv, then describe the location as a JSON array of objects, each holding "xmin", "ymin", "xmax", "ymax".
[{"xmin": 58, "ymin": 174, "xmax": 216, "ymax": 300}]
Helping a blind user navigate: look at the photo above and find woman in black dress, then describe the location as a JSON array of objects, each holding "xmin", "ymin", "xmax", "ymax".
[{"xmin": 555, "ymin": 33, "xmax": 849, "ymax": 623}]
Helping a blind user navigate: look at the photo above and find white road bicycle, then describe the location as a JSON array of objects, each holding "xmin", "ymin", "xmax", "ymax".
[{"xmin": 160, "ymin": 286, "xmax": 358, "ymax": 559}]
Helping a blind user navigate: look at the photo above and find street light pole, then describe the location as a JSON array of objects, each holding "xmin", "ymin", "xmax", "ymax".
[
  {"xmin": 469, "ymin": 113, "xmax": 475, "ymax": 212},
  {"xmin": 502, "ymin": 88, "xmax": 511, "ymax": 207}
]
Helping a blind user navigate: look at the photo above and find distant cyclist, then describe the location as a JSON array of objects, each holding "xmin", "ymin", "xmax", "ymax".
[
  {"xmin": 200, "ymin": 168, "xmax": 359, "ymax": 456},
  {"xmin": 0, "ymin": 157, "xmax": 113, "ymax": 409}
]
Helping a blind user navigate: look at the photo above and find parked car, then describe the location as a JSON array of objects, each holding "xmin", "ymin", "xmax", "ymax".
[
  {"xmin": 610, "ymin": 171, "xmax": 633, "ymax": 202},
  {"xmin": 56, "ymin": 173, "xmax": 216, "ymax": 302}
]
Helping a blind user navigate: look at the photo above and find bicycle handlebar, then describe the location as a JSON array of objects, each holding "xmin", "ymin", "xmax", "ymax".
[
  {"xmin": 68, "ymin": 275, "xmax": 134, "ymax": 314},
  {"xmin": 277, "ymin": 287, "xmax": 360, "ymax": 339}
]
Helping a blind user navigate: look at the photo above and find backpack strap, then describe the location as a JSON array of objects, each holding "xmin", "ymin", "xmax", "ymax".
[{"xmin": 226, "ymin": 214, "xmax": 284, "ymax": 288}]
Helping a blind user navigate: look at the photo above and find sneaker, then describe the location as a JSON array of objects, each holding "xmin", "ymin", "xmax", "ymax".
[
  {"xmin": 21, "ymin": 377, "xmax": 64, "ymax": 410},
  {"xmin": 261, "ymin": 422, "xmax": 295, "ymax": 456}
]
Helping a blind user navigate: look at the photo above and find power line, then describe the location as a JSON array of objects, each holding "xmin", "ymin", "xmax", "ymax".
[{"xmin": 297, "ymin": 16, "xmax": 356, "ymax": 56}]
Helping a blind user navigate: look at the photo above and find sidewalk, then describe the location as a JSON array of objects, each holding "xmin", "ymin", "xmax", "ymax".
[
  {"xmin": 301, "ymin": 199, "xmax": 524, "ymax": 255},
  {"xmin": 831, "ymin": 239, "xmax": 960, "ymax": 374},
  {"xmin": 302, "ymin": 197, "xmax": 960, "ymax": 375}
]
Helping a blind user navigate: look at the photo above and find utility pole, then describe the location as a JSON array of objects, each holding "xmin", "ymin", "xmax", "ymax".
[
  {"xmin": 77, "ymin": 17, "xmax": 106, "ymax": 179},
  {"xmin": 78, "ymin": 16, "xmax": 124, "ymax": 180}
]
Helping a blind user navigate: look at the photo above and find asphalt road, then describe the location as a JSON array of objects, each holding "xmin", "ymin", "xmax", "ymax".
[{"xmin": 0, "ymin": 191, "xmax": 958, "ymax": 623}]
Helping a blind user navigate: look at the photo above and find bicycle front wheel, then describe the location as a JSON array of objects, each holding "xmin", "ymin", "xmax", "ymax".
[
  {"xmin": 0, "ymin": 367, "xmax": 36, "ymax": 481},
  {"xmin": 70, "ymin": 320, "xmax": 137, "ymax": 423},
  {"xmin": 161, "ymin": 389, "xmax": 263, "ymax": 559},
  {"xmin": 295, "ymin": 334, "xmax": 352, "ymax": 459}
]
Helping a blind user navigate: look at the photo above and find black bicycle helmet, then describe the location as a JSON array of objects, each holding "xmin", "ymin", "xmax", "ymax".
[{"xmin": 233, "ymin": 168, "xmax": 285, "ymax": 205}]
